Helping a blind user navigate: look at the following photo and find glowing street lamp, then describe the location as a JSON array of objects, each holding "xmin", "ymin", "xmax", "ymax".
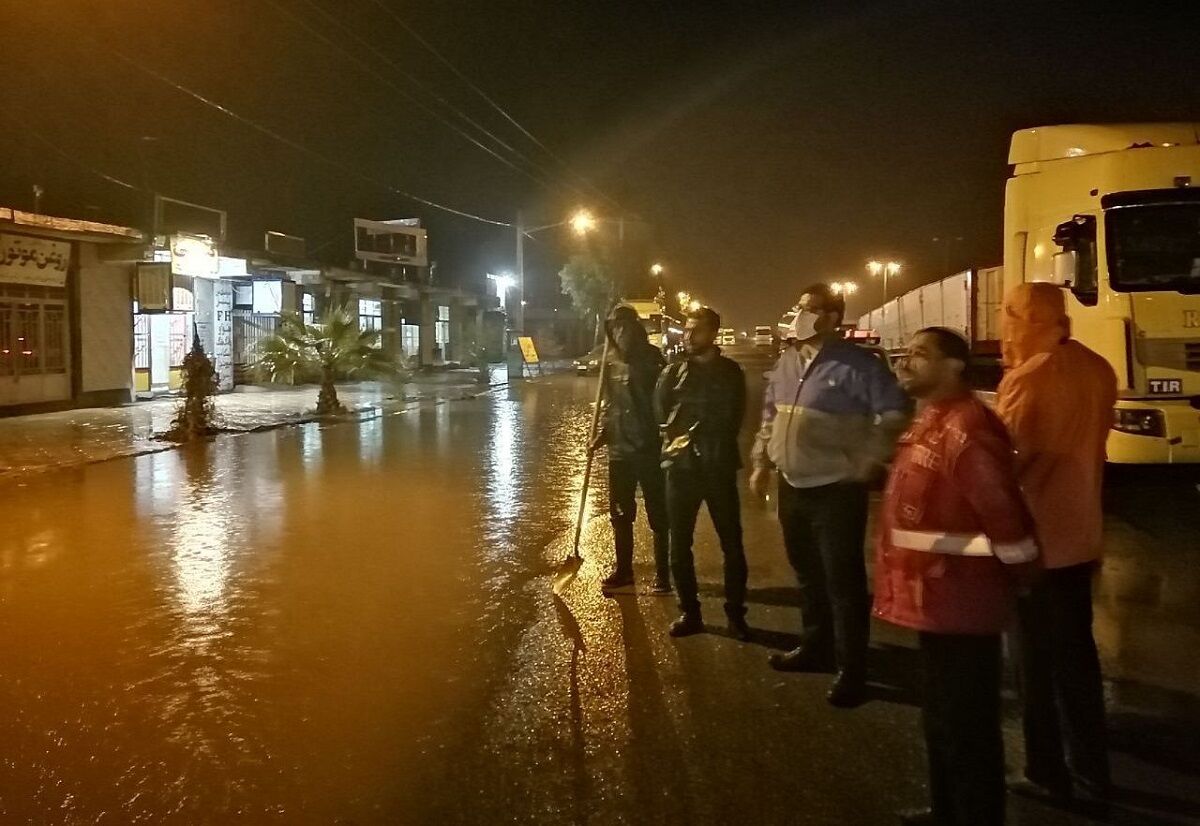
[
  {"xmin": 570, "ymin": 209, "xmax": 597, "ymax": 235},
  {"xmin": 831, "ymin": 281, "xmax": 859, "ymax": 296},
  {"xmin": 866, "ymin": 259, "xmax": 902, "ymax": 302},
  {"xmin": 677, "ymin": 290, "xmax": 691, "ymax": 307},
  {"xmin": 688, "ymin": 299, "xmax": 702, "ymax": 311},
  {"xmin": 650, "ymin": 262, "xmax": 664, "ymax": 276}
]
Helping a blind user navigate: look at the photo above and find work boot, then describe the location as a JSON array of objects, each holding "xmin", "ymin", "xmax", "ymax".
[
  {"xmin": 826, "ymin": 670, "xmax": 868, "ymax": 709},
  {"xmin": 726, "ymin": 610, "xmax": 751, "ymax": 642},
  {"xmin": 601, "ymin": 569, "xmax": 635, "ymax": 592},
  {"xmin": 669, "ymin": 611, "xmax": 704, "ymax": 637},
  {"xmin": 768, "ymin": 645, "xmax": 834, "ymax": 673},
  {"xmin": 650, "ymin": 575, "xmax": 673, "ymax": 595}
]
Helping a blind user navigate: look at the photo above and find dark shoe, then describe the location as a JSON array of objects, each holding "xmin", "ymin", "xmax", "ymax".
[
  {"xmin": 669, "ymin": 612, "xmax": 704, "ymax": 637},
  {"xmin": 601, "ymin": 570, "xmax": 634, "ymax": 592},
  {"xmin": 1008, "ymin": 775, "xmax": 1071, "ymax": 801},
  {"xmin": 650, "ymin": 576, "xmax": 673, "ymax": 595},
  {"xmin": 897, "ymin": 808, "xmax": 941, "ymax": 825},
  {"xmin": 726, "ymin": 613, "xmax": 751, "ymax": 642},
  {"xmin": 826, "ymin": 671, "xmax": 867, "ymax": 708},
  {"xmin": 768, "ymin": 645, "xmax": 834, "ymax": 673}
]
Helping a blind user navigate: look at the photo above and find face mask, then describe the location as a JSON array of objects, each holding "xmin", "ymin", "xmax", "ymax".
[{"xmin": 785, "ymin": 310, "xmax": 820, "ymax": 341}]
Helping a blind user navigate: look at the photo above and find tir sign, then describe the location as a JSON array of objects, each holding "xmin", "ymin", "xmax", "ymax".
[{"xmin": 1148, "ymin": 378, "xmax": 1183, "ymax": 395}]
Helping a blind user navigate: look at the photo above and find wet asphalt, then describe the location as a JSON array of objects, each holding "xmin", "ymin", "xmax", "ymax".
[{"xmin": 0, "ymin": 346, "xmax": 1197, "ymax": 825}]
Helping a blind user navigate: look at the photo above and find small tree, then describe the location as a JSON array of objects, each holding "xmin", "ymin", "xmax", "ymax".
[
  {"xmin": 257, "ymin": 302, "xmax": 404, "ymax": 415},
  {"xmin": 559, "ymin": 254, "xmax": 615, "ymax": 345},
  {"xmin": 167, "ymin": 329, "xmax": 219, "ymax": 442}
]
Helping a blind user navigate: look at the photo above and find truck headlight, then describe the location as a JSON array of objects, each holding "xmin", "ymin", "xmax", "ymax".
[{"xmin": 1112, "ymin": 408, "xmax": 1165, "ymax": 437}]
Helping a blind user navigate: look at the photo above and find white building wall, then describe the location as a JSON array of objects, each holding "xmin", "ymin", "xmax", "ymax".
[{"xmin": 77, "ymin": 244, "xmax": 133, "ymax": 397}]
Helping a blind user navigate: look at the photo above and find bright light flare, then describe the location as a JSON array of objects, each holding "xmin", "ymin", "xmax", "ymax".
[
  {"xmin": 650, "ymin": 263, "xmax": 664, "ymax": 276},
  {"xmin": 570, "ymin": 209, "xmax": 597, "ymax": 235}
]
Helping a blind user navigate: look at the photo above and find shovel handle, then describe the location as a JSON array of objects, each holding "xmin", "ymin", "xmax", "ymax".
[{"xmin": 571, "ymin": 332, "xmax": 611, "ymax": 559}]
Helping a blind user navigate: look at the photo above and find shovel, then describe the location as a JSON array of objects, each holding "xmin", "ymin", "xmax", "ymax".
[{"xmin": 552, "ymin": 333, "xmax": 611, "ymax": 595}]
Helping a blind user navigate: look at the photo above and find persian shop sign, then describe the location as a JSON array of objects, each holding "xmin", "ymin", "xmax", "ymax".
[
  {"xmin": 0, "ymin": 233, "xmax": 70, "ymax": 287},
  {"xmin": 170, "ymin": 233, "xmax": 219, "ymax": 278}
]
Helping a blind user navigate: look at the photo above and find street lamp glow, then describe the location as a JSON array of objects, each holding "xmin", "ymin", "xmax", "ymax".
[
  {"xmin": 831, "ymin": 281, "xmax": 859, "ymax": 296},
  {"xmin": 677, "ymin": 291, "xmax": 691, "ymax": 306},
  {"xmin": 867, "ymin": 260, "xmax": 883, "ymax": 276},
  {"xmin": 885, "ymin": 261, "xmax": 901, "ymax": 277},
  {"xmin": 650, "ymin": 263, "xmax": 664, "ymax": 276},
  {"xmin": 570, "ymin": 209, "xmax": 597, "ymax": 235},
  {"xmin": 688, "ymin": 299, "xmax": 702, "ymax": 311}
]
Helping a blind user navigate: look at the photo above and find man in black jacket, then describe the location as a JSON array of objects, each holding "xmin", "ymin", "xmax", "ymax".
[
  {"xmin": 591, "ymin": 305, "xmax": 671, "ymax": 594},
  {"xmin": 655, "ymin": 306, "xmax": 749, "ymax": 639}
]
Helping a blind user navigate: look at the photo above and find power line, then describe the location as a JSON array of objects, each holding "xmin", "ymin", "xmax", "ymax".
[
  {"xmin": 3, "ymin": 113, "xmax": 144, "ymax": 193},
  {"xmin": 292, "ymin": 0, "xmax": 579, "ymax": 197},
  {"xmin": 262, "ymin": 0, "xmax": 574, "ymax": 197},
  {"xmin": 105, "ymin": 46, "xmax": 513, "ymax": 227},
  {"xmin": 364, "ymin": 0, "xmax": 620, "ymax": 209}
]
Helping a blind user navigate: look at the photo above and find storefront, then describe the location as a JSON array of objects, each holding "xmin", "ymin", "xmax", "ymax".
[
  {"xmin": 0, "ymin": 208, "xmax": 142, "ymax": 414},
  {"xmin": 132, "ymin": 235, "xmax": 237, "ymax": 398}
]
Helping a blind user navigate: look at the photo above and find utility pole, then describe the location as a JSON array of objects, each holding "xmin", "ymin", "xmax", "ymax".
[{"xmin": 515, "ymin": 210, "xmax": 525, "ymax": 334}]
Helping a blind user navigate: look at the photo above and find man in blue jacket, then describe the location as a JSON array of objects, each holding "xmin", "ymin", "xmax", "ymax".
[{"xmin": 750, "ymin": 283, "xmax": 909, "ymax": 707}]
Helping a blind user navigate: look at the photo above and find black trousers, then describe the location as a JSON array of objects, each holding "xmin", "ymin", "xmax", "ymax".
[
  {"xmin": 920, "ymin": 632, "xmax": 1006, "ymax": 826},
  {"xmin": 666, "ymin": 466, "xmax": 747, "ymax": 616},
  {"xmin": 1016, "ymin": 562, "xmax": 1111, "ymax": 793},
  {"xmin": 608, "ymin": 454, "xmax": 670, "ymax": 578},
  {"xmin": 777, "ymin": 478, "xmax": 870, "ymax": 676}
]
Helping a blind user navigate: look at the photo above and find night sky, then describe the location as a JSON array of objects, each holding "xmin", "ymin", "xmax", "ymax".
[{"xmin": 2, "ymin": 1, "xmax": 1198, "ymax": 330}]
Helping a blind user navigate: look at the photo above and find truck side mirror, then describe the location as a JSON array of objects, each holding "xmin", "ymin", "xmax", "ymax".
[{"xmin": 1051, "ymin": 250, "xmax": 1077, "ymax": 287}]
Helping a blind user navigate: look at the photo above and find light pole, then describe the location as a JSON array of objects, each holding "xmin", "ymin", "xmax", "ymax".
[
  {"xmin": 866, "ymin": 260, "xmax": 902, "ymax": 303},
  {"xmin": 830, "ymin": 281, "xmax": 859, "ymax": 296}
]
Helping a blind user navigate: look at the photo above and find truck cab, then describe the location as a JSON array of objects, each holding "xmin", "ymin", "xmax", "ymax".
[{"xmin": 1005, "ymin": 123, "xmax": 1200, "ymax": 463}]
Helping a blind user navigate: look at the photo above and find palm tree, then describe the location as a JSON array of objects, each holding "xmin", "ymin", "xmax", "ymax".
[{"xmin": 257, "ymin": 302, "xmax": 405, "ymax": 415}]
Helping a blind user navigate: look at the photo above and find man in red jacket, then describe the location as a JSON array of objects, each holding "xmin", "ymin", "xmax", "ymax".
[{"xmin": 874, "ymin": 327, "xmax": 1038, "ymax": 826}]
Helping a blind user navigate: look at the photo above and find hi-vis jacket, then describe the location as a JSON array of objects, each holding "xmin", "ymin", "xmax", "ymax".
[
  {"xmin": 873, "ymin": 393, "xmax": 1038, "ymax": 636},
  {"xmin": 751, "ymin": 338, "xmax": 909, "ymax": 488}
]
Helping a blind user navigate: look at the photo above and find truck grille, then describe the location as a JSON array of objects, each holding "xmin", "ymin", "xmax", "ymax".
[{"xmin": 1138, "ymin": 339, "xmax": 1200, "ymax": 372}]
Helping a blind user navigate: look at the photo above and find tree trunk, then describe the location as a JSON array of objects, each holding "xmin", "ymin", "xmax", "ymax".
[{"xmin": 317, "ymin": 368, "xmax": 342, "ymax": 415}]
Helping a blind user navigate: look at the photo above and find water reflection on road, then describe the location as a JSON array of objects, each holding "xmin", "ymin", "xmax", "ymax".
[{"xmin": 0, "ymin": 372, "xmax": 1197, "ymax": 824}]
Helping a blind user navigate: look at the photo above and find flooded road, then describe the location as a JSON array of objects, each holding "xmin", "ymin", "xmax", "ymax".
[{"xmin": 2, "ymin": 363, "xmax": 1198, "ymax": 824}]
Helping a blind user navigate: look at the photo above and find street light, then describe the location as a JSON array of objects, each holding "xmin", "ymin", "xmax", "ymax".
[
  {"xmin": 866, "ymin": 259, "xmax": 901, "ymax": 302},
  {"xmin": 677, "ymin": 290, "xmax": 691, "ymax": 307},
  {"xmin": 650, "ymin": 263, "xmax": 664, "ymax": 276},
  {"xmin": 688, "ymin": 299, "xmax": 702, "ymax": 311},
  {"xmin": 831, "ymin": 281, "xmax": 859, "ymax": 296},
  {"xmin": 570, "ymin": 209, "xmax": 597, "ymax": 235}
]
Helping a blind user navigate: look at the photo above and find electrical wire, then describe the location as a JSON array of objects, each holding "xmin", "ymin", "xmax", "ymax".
[
  {"xmin": 288, "ymin": 0, "xmax": 581, "ymax": 198},
  {"xmin": 105, "ymin": 46, "xmax": 513, "ymax": 227},
  {"xmin": 364, "ymin": 0, "xmax": 620, "ymax": 209},
  {"xmin": 4, "ymin": 113, "xmax": 144, "ymax": 193}
]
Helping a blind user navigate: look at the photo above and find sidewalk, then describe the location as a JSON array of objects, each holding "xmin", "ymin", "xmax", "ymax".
[{"xmin": 0, "ymin": 369, "xmax": 505, "ymax": 479}]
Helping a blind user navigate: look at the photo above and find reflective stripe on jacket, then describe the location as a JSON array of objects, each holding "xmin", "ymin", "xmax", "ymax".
[{"xmin": 872, "ymin": 394, "xmax": 1038, "ymax": 635}]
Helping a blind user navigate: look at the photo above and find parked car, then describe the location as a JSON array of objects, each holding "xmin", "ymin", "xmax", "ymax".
[
  {"xmin": 719, "ymin": 328, "xmax": 737, "ymax": 346},
  {"xmin": 753, "ymin": 325, "xmax": 775, "ymax": 348},
  {"xmin": 573, "ymin": 344, "xmax": 605, "ymax": 375}
]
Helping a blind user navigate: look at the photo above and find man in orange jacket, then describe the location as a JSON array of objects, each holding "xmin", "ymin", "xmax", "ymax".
[
  {"xmin": 874, "ymin": 327, "xmax": 1038, "ymax": 826},
  {"xmin": 996, "ymin": 283, "xmax": 1118, "ymax": 804}
]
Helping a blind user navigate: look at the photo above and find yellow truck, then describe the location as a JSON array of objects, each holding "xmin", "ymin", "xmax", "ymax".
[{"xmin": 860, "ymin": 123, "xmax": 1200, "ymax": 463}]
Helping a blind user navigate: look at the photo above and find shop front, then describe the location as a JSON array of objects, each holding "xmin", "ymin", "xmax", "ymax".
[{"xmin": 0, "ymin": 209, "xmax": 142, "ymax": 414}]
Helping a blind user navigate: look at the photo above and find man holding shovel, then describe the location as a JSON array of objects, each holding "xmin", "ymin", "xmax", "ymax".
[{"xmin": 590, "ymin": 305, "xmax": 671, "ymax": 594}]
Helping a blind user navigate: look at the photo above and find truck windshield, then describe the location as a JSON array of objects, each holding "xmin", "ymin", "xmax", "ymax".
[{"xmin": 1107, "ymin": 203, "xmax": 1200, "ymax": 293}]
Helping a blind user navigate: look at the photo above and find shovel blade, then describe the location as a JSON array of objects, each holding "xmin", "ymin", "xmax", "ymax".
[{"xmin": 552, "ymin": 555, "xmax": 583, "ymax": 596}]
